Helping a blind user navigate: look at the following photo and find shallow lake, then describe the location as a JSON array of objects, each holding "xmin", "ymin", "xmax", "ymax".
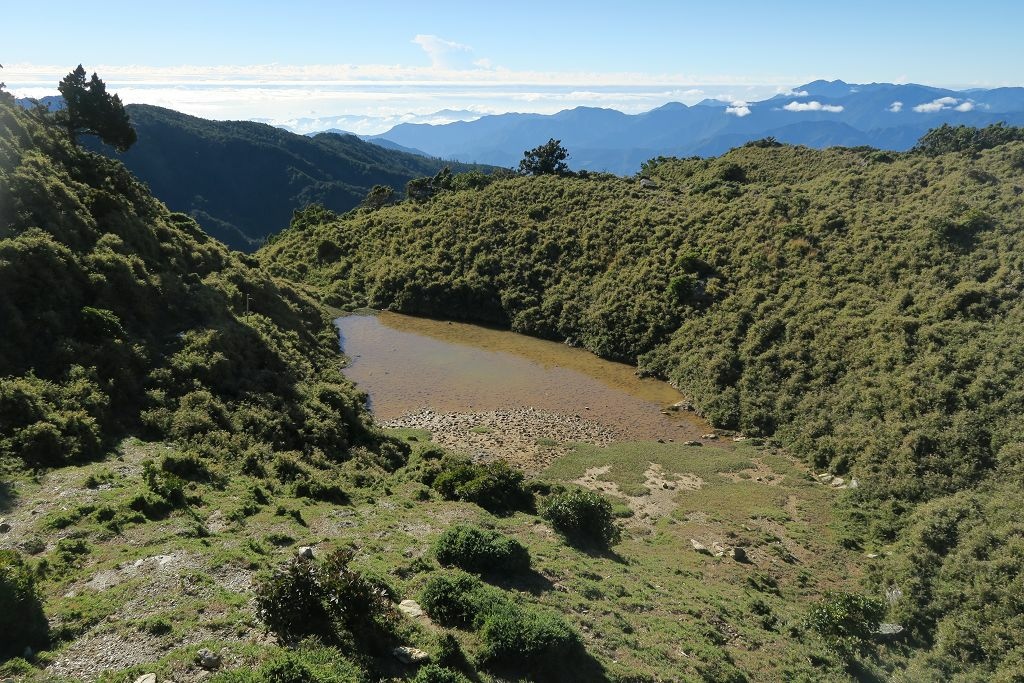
[{"xmin": 336, "ymin": 312, "xmax": 708, "ymax": 441}]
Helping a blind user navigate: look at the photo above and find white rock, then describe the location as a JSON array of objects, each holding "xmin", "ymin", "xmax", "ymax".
[
  {"xmin": 134, "ymin": 675, "xmax": 157, "ymax": 683},
  {"xmin": 398, "ymin": 599, "xmax": 425, "ymax": 618},
  {"xmin": 296, "ymin": 546, "xmax": 315, "ymax": 560},
  {"xmin": 392, "ymin": 646, "xmax": 430, "ymax": 664},
  {"xmin": 690, "ymin": 539, "xmax": 711, "ymax": 555}
]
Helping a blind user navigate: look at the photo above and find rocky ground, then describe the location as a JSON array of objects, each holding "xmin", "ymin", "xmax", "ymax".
[{"xmin": 382, "ymin": 407, "xmax": 622, "ymax": 472}]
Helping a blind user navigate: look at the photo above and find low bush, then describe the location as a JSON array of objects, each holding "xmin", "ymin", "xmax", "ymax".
[
  {"xmin": 433, "ymin": 525, "xmax": 530, "ymax": 575},
  {"xmin": 542, "ymin": 488, "xmax": 621, "ymax": 547},
  {"xmin": 478, "ymin": 603, "xmax": 582, "ymax": 676},
  {"xmin": 412, "ymin": 664, "xmax": 472, "ymax": 683},
  {"xmin": 254, "ymin": 548, "xmax": 393, "ymax": 646},
  {"xmin": 0, "ymin": 550, "xmax": 49, "ymax": 659},
  {"xmin": 432, "ymin": 459, "xmax": 531, "ymax": 513},
  {"xmin": 419, "ymin": 571, "xmax": 499, "ymax": 628},
  {"xmin": 805, "ymin": 591, "xmax": 886, "ymax": 656}
]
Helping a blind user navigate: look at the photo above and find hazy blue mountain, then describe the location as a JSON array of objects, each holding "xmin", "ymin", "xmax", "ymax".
[{"xmin": 369, "ymin": 81, "xmax": 1024, "ymax": 173}]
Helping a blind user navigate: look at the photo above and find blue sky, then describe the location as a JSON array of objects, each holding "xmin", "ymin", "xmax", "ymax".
[{"xmin": 5, "ymin": 1, "xmax": 1023, "ymax": 131}]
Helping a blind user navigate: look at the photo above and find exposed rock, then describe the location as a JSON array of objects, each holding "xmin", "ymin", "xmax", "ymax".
[
  {"xmin": 885, "ymin": 585, "xmax": 903, "ymax": 604},
  {"xmin": 817, "ymin": 473, "xmax": 834, "ymax": 483},
  {"xmin": 875, "ymin": 623, "xmax": 905, "ymax": 637},
  {"xmin": 683, "ymin": 440, "xmax": 702, "ymax": 447},
  {"xmin": 0, "ymin": 519, "xmax": 10, "ymax": 533},
  {"xmin": 711, "ymin": 542, "xmax": 727, "ymax": 557},
  {"xmin": 640, "ymin": 178, "xmax": 658, "ymax": 189},
  {"xmin": 398, "ymin": 599, "xmax": 425, "ymax": 618},
  {"xmin": 731, "ymin": 547, "xmax": 748, "ymax": 563},
  {"xmin": 196, "ymin": 648, "xmax": 222, "ymax": 670},
  {"xmin": 849, "ymin": 477, "xmax": 859, "ymax": 489},
  {"xmin": 732, "ymin": 436, "xmax": 747, "ymax": 442},
  {"xmin": 701, "ymin": 433, "xmax": 718, "ymax": 440},
  {"xmin": 134, "ymin": 675, "xmax": 157, "ymax": 683},
  {"xmin": 296, "ymin": 546, "xmax": 315, "ymax": 560},
  {"xmin": 392, "ymin": 646, "xmax": 430, "ymax": 664},
  {"xmin": 690, "ymin": 539, "xmax": 711, "ymax": 555}
]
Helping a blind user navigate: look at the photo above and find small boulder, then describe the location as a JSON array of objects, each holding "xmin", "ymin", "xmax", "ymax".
[
  {"xmin": 296, "ymin": 546, "xmax": 315, "ymax": 560},
  {"xmin": 196, "ymin": 648, "xmax": 222, "ymax": 670},
  {"xmin": 0, "ymin": 519, "xmax": 10, "ymax": 533},
  {"xmin": 683, "ymin": 440, "xmax": 703, "ymax": 447},
  {"xmin": 639, "ymin": 178, "xmax": 658, "ymax": 189},
  {"xmin": 392, "ymin": 646, "xmax": 430, "ymax": 664},
  {"xmin": 690, "ymin": 539, "xmax": 711, "ymax": 555},
  {"xmin": 711, "ymin": 542, "xmax": 727, "ymax": 557},
  {"xmin": 730, "ymin": 547, "xmax": 748, "ymax": 563},
  {"xmin": 134, "ymin": 675, "xmax": 157, "ymax": 683},
  {"xmin": 398, "ymin": 599, "xmax": 425, "ymax": 618},
  {"xmin": 701, "ymin": 433, "xmax": 718, "ymax": 440}
]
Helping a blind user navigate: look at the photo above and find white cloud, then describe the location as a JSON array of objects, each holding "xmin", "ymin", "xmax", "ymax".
[
  {"xmin": 725, "ymin": 101, "xmax": 751, "ymax": 116},
  {"xmin": 954, "ymin": 101, "xmax": 975, "ymax": 112},
  {"xmin": 888, "ymin": 101, "xmax": 903, "ymax": 112},
  {"xmin": 913, "ymin": 96, "xmax": 960, "ymax": 113},
  {"xmin": 411, "ymin": 34, "xmax": 476, "ymax": 70},
  {"xmin": 782, "ymin": 100, "xmax": 844, "ymax": 112},
  {"xmin": 0, "ymin": 61, "xmax": 811, "ymax": 126},
  {"xmin": 781, "ymin": 88, "xmax": 809, "ymax": 97}
]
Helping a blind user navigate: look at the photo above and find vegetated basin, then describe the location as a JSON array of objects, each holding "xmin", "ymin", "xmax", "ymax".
[{"xmin": 336, "ymin": 311, "xmax": 710, "ymax": 442}]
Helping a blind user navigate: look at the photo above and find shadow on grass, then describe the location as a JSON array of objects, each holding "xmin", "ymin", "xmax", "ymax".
[
  {"xmin": 0, "ymin": 479, "xmax": 17, "ymax": 513},
  {"xmin": 489, "ymin": 567, "xmax": 555, "ymax": 596}
]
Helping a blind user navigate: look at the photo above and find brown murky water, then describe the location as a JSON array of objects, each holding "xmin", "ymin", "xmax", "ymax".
[{"xmin": 336, "ymin": 312, "xmax": 709, "ymax": 441}]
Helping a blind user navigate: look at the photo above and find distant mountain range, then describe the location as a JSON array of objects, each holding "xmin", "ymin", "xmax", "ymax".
[
  {"xmin": 75, "ymin": 105, "xmax": 491, "ymax": 250},
  {"xmin": 265, "ymin": 109, "xmax": 483, "ymax": 136},
  {"xmin": 362, "ymin": 80, "xmax": 1024, "ymax": 174}
]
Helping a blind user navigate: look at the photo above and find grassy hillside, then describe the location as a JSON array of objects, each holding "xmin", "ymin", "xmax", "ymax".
[
  {"xmin": 87, "ymin": 105, "xmax": 494, "ymax": 250},
  {"xmin": 261, "ymin": 135, "xmax": 1024, "ymax": 680}
]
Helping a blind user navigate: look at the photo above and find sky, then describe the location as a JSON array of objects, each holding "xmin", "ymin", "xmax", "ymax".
[{"xmin": 4, "ymin": 0, "xmax": 1024, "ymax": 133}]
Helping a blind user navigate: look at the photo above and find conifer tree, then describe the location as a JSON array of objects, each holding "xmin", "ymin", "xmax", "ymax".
[{"xmin": 58, "ymin": 65, "xmax": 137, "ymax": 151}]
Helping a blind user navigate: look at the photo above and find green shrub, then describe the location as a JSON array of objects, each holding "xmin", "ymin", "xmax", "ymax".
[
  {"xmin": 0, "ymin": 550, "xmax": 49, "ymax": 659},
  {"xmin": 433, "ymin": 525, "xmax": 530, "ymax": 575},
  {"xmin": 542, "ymin": 488, "xmax": 621, "ymax": 547},
  {"xmin": 432, "ymin": 459, "xmax": 531, "ymax": 513},
  {"xmin": 260, "ymin": 653, "xmax": 315, "ymax": 683},
  {"xmin": 412, "ymin": 664, "xmax": 471, "ymax": 683},
  {"xmin": 254, "ymin": 548, "xmax": 393, "ymax": 645},
  {"xmin": 478, "ymin": 603, "xmax": 582, "ymax": 675},
  {"xmin": 805, "ymin": 591, "xmax": 886, "ymax": 656},
  {"xmin": 419, "ymin": 571, "xmax": 498, "ymax": 628}
]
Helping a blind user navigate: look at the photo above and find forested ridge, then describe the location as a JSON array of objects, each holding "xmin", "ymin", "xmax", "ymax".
[
  {"xmin": 85, "ymin": 104, "xmax": 494, "ymax": 251},
  {"xmin": 262, "ymin": 133, "xmax": 1024, "ymax": 679}
]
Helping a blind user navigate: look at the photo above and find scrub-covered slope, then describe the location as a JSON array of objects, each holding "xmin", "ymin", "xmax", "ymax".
[
  {"xmin": 261, "ymin": 133, "xmax": 1024, "ymax": 680},
  {"xmin": 0, "ymin": 90, "xmax": 376, "ymax": 473}
]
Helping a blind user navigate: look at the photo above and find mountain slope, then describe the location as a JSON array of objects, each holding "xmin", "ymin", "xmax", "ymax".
[
  {"xmin": 0, "ymin": 91, "xmax": 379, "ymax": 472},
  {"xmin": 261, "ymin": 133, "xmax": 1024, "ymax": 680},
  {"xmin": 87, "ymin": 105, "xmax": 492, "ymax": 250}
]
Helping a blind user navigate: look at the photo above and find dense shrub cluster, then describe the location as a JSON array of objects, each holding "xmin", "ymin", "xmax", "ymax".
[
  {"xmin": 419, "ymin": 570, "xmax": 588, "ymax": 680},
  {"xmin": 433, "ymin": 524, "xmax": 530, "ymax": 575},
  {"xmin": 431, "ymin": 459, "xmax": 532, "ymax": 513},
  {"xmin": 542, "ymin": 488, "xmax": 621, "ymax": 548}
]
